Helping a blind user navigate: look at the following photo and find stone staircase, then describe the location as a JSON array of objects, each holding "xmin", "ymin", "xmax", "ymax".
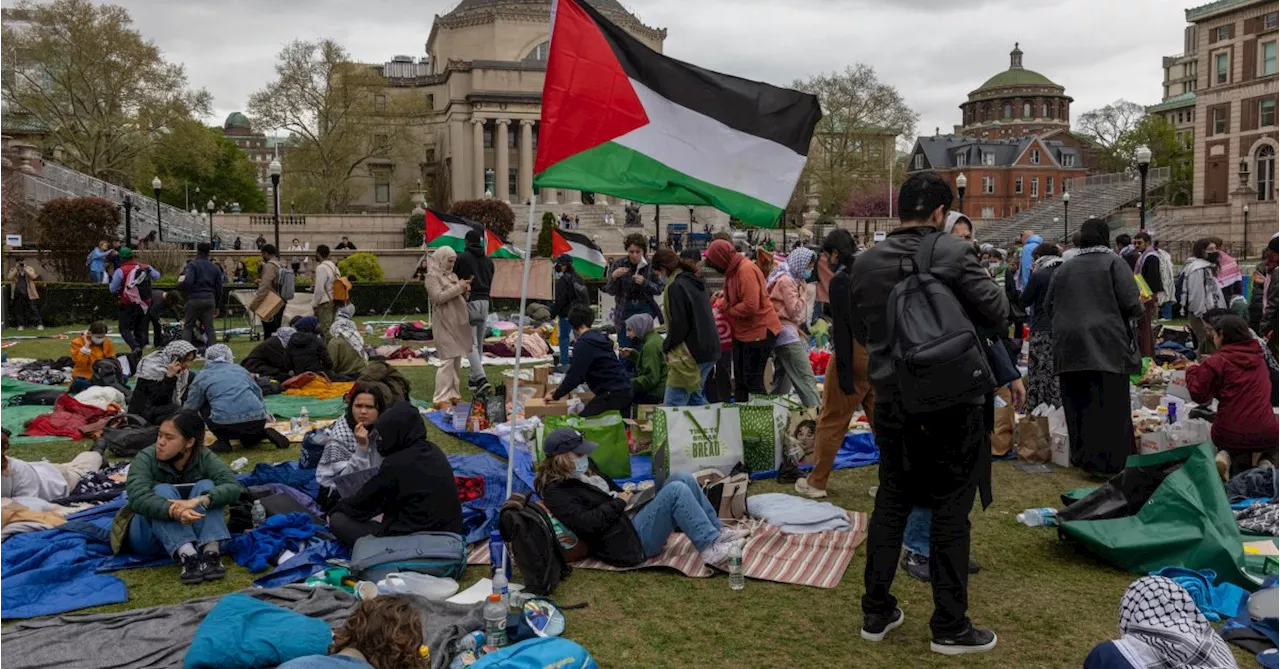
[
  {"xmin": 982, "ymin": 167, "xmax": 1172, "ymax": 245},
  {"xmin": 508, "ymin": 201, "xmax": 733, "ymax": 254}
]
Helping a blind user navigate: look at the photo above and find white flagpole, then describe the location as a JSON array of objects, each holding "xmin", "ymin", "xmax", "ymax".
[{"xmin": 506, "ymin": 199, "xmax": 538, "ymax": 505}]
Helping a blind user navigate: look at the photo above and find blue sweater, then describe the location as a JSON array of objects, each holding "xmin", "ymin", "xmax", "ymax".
[
  {"xmin": 179, "ymin": 257, "xmax": 224, "ymax": 300},
  {"xmin": 183, "ymin": 362, "xmax": 268, "ymax": 425}
]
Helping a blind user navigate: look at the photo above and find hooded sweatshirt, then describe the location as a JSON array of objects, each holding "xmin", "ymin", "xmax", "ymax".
[
  {"xmin": 454, "ymin": 233, "xmax": 494, "ymax": 301},
  {"xmin": 705, "ymin": 240, "xmax": 781, "ymax": 343},
  {"xmin": 768, "ymin": 247, "xmax": 814, "ymax": 348},
  {"xmin": 1019, "ymin": 234, "xmax": 1043, "ymax": 287},
  {"xmin": 552, "ymin": 329, "xmax": 631, "ymax": 399},
  {"xmin": 334, "ymin": 401, "xmax": 464, "ymax": 536},
  {"xmin": 1186, "ymin": 341, "xmax": 1278, "ymax": 452},
  {"xmin": 662, "ymin": 269, "xmax": 719, "ymax": 364}
]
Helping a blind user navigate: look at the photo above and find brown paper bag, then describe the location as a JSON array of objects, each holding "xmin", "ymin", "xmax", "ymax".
[
  {"xmin": 1015, "ymin": 415, "xmax": 1052, "ymax": 463},
  {"xmin": 991, "ymin": 386, "xmax": 1014, "ymax": 457},
  {"xmin": 250, "ymin": 290, "xmax": 285, "ymax": 321}
]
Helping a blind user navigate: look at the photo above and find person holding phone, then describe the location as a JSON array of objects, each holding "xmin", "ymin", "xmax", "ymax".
[
  {"xmin": 424, "ymin": 247, "xmax": 472, "ymax": 407},
  {"xmin": 69, "ymin": 321, "xmax": 116, "ymax": 393}
]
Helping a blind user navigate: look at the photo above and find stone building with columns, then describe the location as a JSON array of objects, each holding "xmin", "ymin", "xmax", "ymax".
[{"xmin": 346, "ymin": 0, "xmax": 666, "ymax": 211}]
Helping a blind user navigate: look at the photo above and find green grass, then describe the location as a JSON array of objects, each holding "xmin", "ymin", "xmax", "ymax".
[{"xmin": 1, "ymin": 321, "xmax": 1252, "ymax": 667}]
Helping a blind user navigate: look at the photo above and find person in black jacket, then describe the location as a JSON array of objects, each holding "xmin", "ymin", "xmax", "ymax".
[
  {"xmin": 454, "ymin": 230, "xmax": 495, "ymax": 395},
  {"xmin": 1019, "ymin": 244, "xmax": 1064, "ymax": 410},
  {"xmin": 550, "ymin": 254, "xmax": 590, "ymax": 369},
  {"xmin": 286, "ymin": 317, "xmax": 333, "ymax": 376},
  {"xmin": 129, "ymin": 340, "xmax": 198, "ymax": 425},
  {"xmin": 178, "ymin": 243, "xmax": 223, "ymax": 351},
  {"xmin": 850, "ymin": 173, "xmax": 1007, "ymax": 655},
  {"xmin": 535, "ymin": 428, "xmax": 745, "ymax": 568},
  {"xmin": 547, "ymin": 305, "xmax": 631, "ymax": 416},
  {"xmin": 242, "ymin": 326, "xmax": 295, "ymax": 380},
  {"xmin": 604, "ymin": 233, "xmax": 663, "ymax": 372},
  {"xmin": 329, "ymin": 401, "xmax": 464, "ymax": 546},
  {"xmin": 650, "ymin": 248, "xmax": 718, "ymax": 405},
  {"xmin": 795, "ymin": 229, "xmax": 876, "ymax": 499}
]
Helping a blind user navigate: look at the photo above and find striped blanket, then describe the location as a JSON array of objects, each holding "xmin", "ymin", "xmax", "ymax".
[{"xmin": 469, "ymin": 513, "xmax": 866, "ymax": 589}]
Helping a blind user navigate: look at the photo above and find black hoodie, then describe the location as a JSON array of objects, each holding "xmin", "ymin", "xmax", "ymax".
[
  {"xmin": 551, "ymin": 329, "xmax": 631, "ymax": 399},
  {"xmin": 662, "ymin": 269, "xmax": 718, "ymax": 364},
  {"xmin": 336, "ymin": 401, "xmax": 464, "ymax": 537},
  {"xmin": 454, "ymin": 236, "xmax": 494, "ymax": 301}
]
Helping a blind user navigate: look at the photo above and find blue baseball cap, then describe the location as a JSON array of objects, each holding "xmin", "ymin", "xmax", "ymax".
[{"xmin": 543, "ymin": 428, "xmax": 597, "ymax": 458}]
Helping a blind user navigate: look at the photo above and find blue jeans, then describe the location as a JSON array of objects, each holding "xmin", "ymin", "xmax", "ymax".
[
  {"xmin": 903, "ymin": 507, "xmax": 930, "ymax": 557},
  {"xmin": 558, "ymin": 317, "xmax": 573, "ymax": 365},
  {"xmin": 69, "ymin": 377, "xmax": 93, "ymax": 393},
  {"xmin": 663, "ymin": 361, "xmax": 715, "ymax": 406},
  {"xmin": 127, "ymin": 479, "xmax": 230, "ymax": 557},
  {"xmin": 631, "ymin": 472, "xmax": 722, "ymax": 556},
  {"xmin": 89, "ymin": 270, "xmax": 104, "ymax": 284}
]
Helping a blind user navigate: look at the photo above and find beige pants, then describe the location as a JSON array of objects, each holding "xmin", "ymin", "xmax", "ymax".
[
  {"xmin": 434, "ymin": 357, "xmax": 462, "ymax": 405},
  {"xmin": 55, "ymin": 451, "xmax": 104, "ymax": 492}
]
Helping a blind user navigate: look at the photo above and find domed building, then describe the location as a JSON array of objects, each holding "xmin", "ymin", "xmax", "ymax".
[
  {"xmin": 221, "ymin": 112, "xmax": 288, "ymax": 203},
  {"xmin": 347, "ymin": 0, "xmax": 666, "ymax": 211},
  {"xmin": 957, "ymin": 44, "xmax": 1074, "ymax": 140}
]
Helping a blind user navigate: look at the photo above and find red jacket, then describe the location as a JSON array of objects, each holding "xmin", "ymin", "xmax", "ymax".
[
  {"xmin": 706, "ymin": 240, "xmax": 781, "ymax": 343},
  {"xmin": 1186, "ymin": 341, "xmax": 1278, "ymax": 452}
]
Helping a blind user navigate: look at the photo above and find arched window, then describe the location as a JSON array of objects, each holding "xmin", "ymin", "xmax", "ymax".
[
  {"xmin": 1003, "ymin": 103, "xmax": 1012, "ymax": 119},
  {"xmin": 523, "ymin": 41, "xmax": 549, "ymax": 62},
  {"xmin": 1023, "ymin": 102, "xmax": 1032, "ymax": 118},
  {"xmin": 1042, "ymin": 103, "xmax": 1049, "ymax": 118},
  {"xmin": 1258, "ymin": 144, "xmax": 1276, "ymax": 201}
]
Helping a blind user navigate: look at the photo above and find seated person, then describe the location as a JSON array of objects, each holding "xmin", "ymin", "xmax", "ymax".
[
  {"xmin": 328, "ymin": 305, "xmax": 368, "ymax": 378},
  {"xmin": 329, "ymin": 401, "xmax": 463, "ymax": 547},
  {"xmin": 128, "ymin": 340, "xmax": 197, "ymax": 425},
  {"xmin": 288, "ymin": 316, "xmax": 333, "ymax": 376},
  {"xmin": 279, "ymin": 596, "xmax": 427, "ymax": 669},
  {"xmin": 2, "ymin": 427, "xmax": 104, "ymax": 501},
  {"xmin": 619, "ymin": 313, "xmax": 667, "ymax": 407},
  {"xmin": 111, "ymin": 410, "xmax": 242, "ymax": 584},
  {"xmin": 547, "ymin": 305, "xmax": 633, "ymax": 417},
  {"xmin": 1084, "ymin": 575, "xmax": 1236, "ymax": 669},
  {"xmin": 243, "ymin": 326, "xmax": 295, "ymax": 380},
  {"xmin": 316, "ymin": 383, "xmax": 388, "ymax": 497},
  {"xmin": 69, "ymin": 321, "xmax": 115, "ymax": 393},
  {"xmin": 537, "ymin": 428, "xmax": 746, "ymax": 568},
  {"xmin": 1186, "ymin": 313, "xmax": 1279, "ymax": 476},
  {"xmin": 182, "ymin": 344, "xmax": 289, "ymax": 452}
]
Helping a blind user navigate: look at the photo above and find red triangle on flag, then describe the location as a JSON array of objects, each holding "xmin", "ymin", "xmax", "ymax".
[
  {"xmin": 484, "ymin": 229, "xmax": 503, "ymax": 255},
  {"xmin": 534, "ymin": 0, "xmax": 649, "ymax": 174},
  {"xmin": 551, "ymin": 228, "xmax": 572, "ymax": 257},
  {"xmin": 424, "ymin": 210, "xmax": 449, "ymax": 243}
]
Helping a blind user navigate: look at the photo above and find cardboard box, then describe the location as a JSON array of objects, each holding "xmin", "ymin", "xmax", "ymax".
[
  {"xmin": 533, "ymin": 364, "xmax": 553, "ymax": 388},
  {"xmin": 250, "ymin": 291, "xmax": 285, "ymax": 321},
  {"xmin": 505, "ymin": 378, "xmax": 544, "ymax": 404},
  {"xmin": 523, "ymin": 397, "xmax": 570, "ymax": 417}
]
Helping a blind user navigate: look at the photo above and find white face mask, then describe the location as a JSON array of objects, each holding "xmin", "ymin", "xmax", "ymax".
[
  {"xmin": 573, "ymin": 456, "xmax": 590, "ymax": 475},
  {"xmin": 91, "ymin": 335, "xmax": 105, "ymax": 345}
]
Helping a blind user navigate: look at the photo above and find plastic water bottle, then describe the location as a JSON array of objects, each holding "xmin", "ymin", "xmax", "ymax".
[
  {"xmin": 251, "ymin": 500, "xmax": 267, "ymax": 527},
  {"xmin": 728, "ymin": 543, "xmax": 745, "ymax": 590},
  {"xmin": 492, "ymin": 571, "xmax": 509, "ymax": 610},
  {"xmin": 230, "ymin": 457, "xmax": 249, "ymax": 472},
  {"xmin": 483, "ymin": 594, "xmax": 508, "ymax": 648},
  {"xmin": 1167, "ymin": 400, "xmax": 1178, "ymax": 425},
  {"xmin": 458, "ymin": 630, "xmax": 486, "ymax": 652},
  {"xmin": 1016, "ymin": 507, "xmax": 1058, "ymax": 527},
  {"xmin": 488, "ymin": 530, "xmax": 512, "ymax": 580},
  {"xmin": 299, "ymin": 406, "xmax": 311, "ymax": 432}
]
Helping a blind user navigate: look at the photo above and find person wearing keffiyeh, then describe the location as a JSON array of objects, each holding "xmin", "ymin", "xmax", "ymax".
[
  {"xmin": 765, "ymin": 246, "xmax": 820, "ymax": 407},
  {"xmin": 1084, "ymin": 575, "xmax": 1237, "ymax": 669},
  {"xmin": 329, "ymin": 303, "xmax": 368, "ymax": 366},
  {"xmin": 128, "ymin": 340, "xmax": 197, "ymax": 425},
  {"xmin": 316, "ymin": 382, "xmax": 389, "ymax": 504}
]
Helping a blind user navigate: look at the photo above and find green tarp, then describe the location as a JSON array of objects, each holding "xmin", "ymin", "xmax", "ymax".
[{"xmin": 2, "ymin": 377, "xmax": 67, "ymax": 444}]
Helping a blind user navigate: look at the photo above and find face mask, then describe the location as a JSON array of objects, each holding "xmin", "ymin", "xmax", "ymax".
[
  {"xmin": 987, "ymin": 262, "xmax": 1001, "ymax": 272},
  {"xmin": 1206, "ymin": 252, "xmax": 1221, "ymax": 264},
  {"xmin": 91, "ymin": 336, "xmax": 105, "ymax": 345},
  {"xmin": 805, "ymin": 269, "xmax": 814, "ymax": 281},
  {"xmin": 554, "ymin": 271, "xmax": 564, "ymax": 280},
  {"xmin": 573, "ymin": 456, "xmax": 590, "ymax": 475}
]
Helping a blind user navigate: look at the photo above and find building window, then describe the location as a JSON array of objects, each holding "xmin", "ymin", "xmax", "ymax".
[
  {"xmin": 426, "ymin": 94, "xmax": 435, "ymax": 108},
  {"xmin": 982, "ymin": 176, "xmax": 995, "ymax": 194},
  {"xmin": 374, "ymin": 94, "xmax": 386, "ymax": 113},
  {"xmin": 981, "ymin": 206, "xmax": 995, "ymax": 220},
  {"xmin": 1046, "ymin": 176, "xmax": 1055, "ymax": 195},
  {"xmin": 483, "ymin": 125, "xmax": 493, "ymax": 148},
  {"xmin": 1030, "ymin": 177, "xmax": 1039, "ymax": 197},
  {"xmin": 982, "ymin": 152, "xmax": 995, "ymax": 166},
  {"xmin": 426, "ymin": 147, "xmax": 436, "ymax": 163},
  {"xmin": 1042, "ymin": 103, "xmax": 1049, "ymax": 118},
  {"xmin": 1023, "ymin": 102, "xmax": 1032, "ymax": 118},
  {"xmin": 1267, "ymin": 11, "xmax": 1278, "ymax": 30},
  {"xmin": 1062, "ymin": 154, "xmax": 1075, "ymax": 167},
  {"xmin": 1216, "ymin": 51, "xmax": 1229, "ymax": 84},
  {"xmin": 1263, "ymin": 40, "xmax": 1278, "ymax": 76},
  {"xmin": 375, "ymin": 179, "xmax": 390, "ymax": 203},
  {"xmin": 508, "ymin": 124, "xmax": 517, "ymax": 149},
  {"xmin": 1015, "ymin": 177, "xmax": 1024, "ymax": 194},
  {"xmin": 1259, "ymin": 145, "xmax": 1276, "ymax": 201},
  {"xmin": 373, "ymin": 134, "xmax": 388, "ymax": 156},
  {"xmin": 524, "ymin": 41, "xmax": 550, "ymax": 63},
  {"xmin": 1030, "ymin": 149, "xmax": 1040, "ymax": 164},
  {"xmin": 1064, "ymin": 178, "xmax": 1072, "ymax": 192},
  {"xmin": 1215, "ymin": 25, "xmax": 1229, "ymax": 42},
  {"xmin": 912, "ymin": 153, "xmax": 924, "ymax": 170},
  {"xmin": 1263, "ymin": 98, "xmax": 1277, "ymax": 127},
  {"xmin": 1003, "ymin": 103, "xmax": 1012, "ymax": 119},
  {"xmin": 509, "ymin": 168, "xmax": 518, "ymax": 197},
  {"xmin": 955, "ymin": 152, "xmax": 966, "ymax": 167},
  {"xmin": 1213, "ymin": 106, "xmax": 1227, "ymax": 135}
]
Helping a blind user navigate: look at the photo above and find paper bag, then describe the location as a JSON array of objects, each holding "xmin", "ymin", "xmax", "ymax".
[
  {"xmin": 250, "ymin": 290, "xmax": 285, "ymax": 321},
  {"xmin": 1015, "ymin": 415, "xmax": 1052, "ymax": 463},
  {"xmin": 991, "ymin": 387, "xmax": 1015, "ymax": 457},
  {"xmin": 652, "ymin": 404, "xmax": 744, "ymax": 483}
]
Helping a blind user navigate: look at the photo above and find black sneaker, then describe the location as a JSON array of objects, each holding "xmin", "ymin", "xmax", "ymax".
[
  {"xmin": 179, "ymin": 554, "xmax": 204, "ymax": 584},
  {"xmin": 209, "ymin": 439, "xmax": 233, "ymax": 454},
  {"xmin": 200, "ymin": 552, "xmax": 226, "ymax": 581},
  {"xmin": 931, "ymin": 626, "xmax": 997, "ymax": 655},
  {"xmin": 860, "ymin": 608, "xmax": 905, "ymax": 642},
  {"xmin": 900, "ymin": 551, "xmax": 930, "ymax": 581},
  {"xmin": 969, "ymin": 557, "xmax": 981, "ymax": 574}
]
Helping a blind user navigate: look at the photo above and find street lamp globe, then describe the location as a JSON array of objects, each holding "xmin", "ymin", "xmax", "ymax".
[
  {"xmin": 955, "ymin": 172, "xmax": 967, "ymax": 189},
  {"xmin": 1062, "ymin": 191, "xmax": 1070, "ymax": 203},
  {"xmin": 1135, "ymin": 145, "xmax": 1152, "ymax": 167},
  {"xmin": 269, "ymin": 159, "xmax": 281, "ymax": 179},
  {"xmin": 152, "ymin": 176, "xmax": 162, "ymax": 191},
  {"xmin": 1244, "ymin": 204, "xmax": 1250, "ymax": 214},
  {"xmin": 206, "ymin": 199, "xmax": 215, "ymax": 212}
]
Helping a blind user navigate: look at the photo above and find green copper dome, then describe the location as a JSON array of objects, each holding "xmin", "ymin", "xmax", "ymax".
[
  {"xmin": 972, "ymin": 43, "xmax": 1062, "ymax": 94},
  {"xmin": 224, "ymin": 112, "xmax": 252, "ymax": 130}
]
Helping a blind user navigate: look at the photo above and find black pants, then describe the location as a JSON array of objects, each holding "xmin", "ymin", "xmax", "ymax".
[
  {"xmin": 330, "ymin": 511, "xmax": 381, "ymax": 547},
  {"xmin": 1059, "ymin": 371, "xmax": 1132, "ymax": 477},
  {"xmin": 862, "ymin": 399, "xmax": 984, "ymax": 637},
  {"xmin": 705, "ymin": 348, "xmax": 733, "ymax": 404},
  {"xmin": 10, "ymin": 295, "xmax": 41, "ymax": 327},
  {"xmin": 119, "ymin": 304, "xmax": 150, "ymax": 354},
  {"xmin": 261, "ymin": 311, "xmax": 283, "ymax": 339},
  {"xmin": 581, "ymin": 388, "xmax": 634, "ymax": 417},
  {"xmin": 207, "ymin": 417, "xmax": 272, "ymax": 449},
  {"xmin": 731, "ymin": 333, "xmax": 775, "ymax": 402},
  {"xmin": 184, "ymin": 298, "xmax": 217, "ymax": 349}
]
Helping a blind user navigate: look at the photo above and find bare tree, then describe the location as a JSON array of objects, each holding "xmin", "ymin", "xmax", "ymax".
[
  {"xmin": 1075, "ymin": 99, "xmax": 1147, "ymax": 173},
  {"xmin": 1, "ymin": 0, "xmax": 211, "ymax": 184}
]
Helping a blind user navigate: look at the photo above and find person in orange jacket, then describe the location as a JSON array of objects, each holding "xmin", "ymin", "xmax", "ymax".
[{"xmin": 70, "ymin": 321, "xmax": 116, "ymax": 393}]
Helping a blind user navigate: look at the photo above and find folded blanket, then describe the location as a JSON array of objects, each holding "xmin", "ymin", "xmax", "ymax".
[
  {"xmin": 1151, "ymin": 566, "xmax": 1249, "ymax": 622},
  {"xmin": 283, "ymin": 378, "xmax": 354, "ymax": 401},
  {"xmin": 747, "ymin": 493, "xmax": 851, "ymax": 534},
  {"xmin": 184, "ymin": 594, "xmax": 333, "ymax": 669}
]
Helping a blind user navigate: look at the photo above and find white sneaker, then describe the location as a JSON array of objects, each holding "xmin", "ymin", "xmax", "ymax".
[
  {"xmin": 717, "ymin": 528, "xmax": 751, "ymax": 544},
  {"xmin": 16, "ymin": 326, "xmax": 24, "ymax": 331},
  {"xmin": 699, "ymin": 540, "xmax": 736, "ymax": 568},
  {"xmin": 794, "ymin": 478, "xmax": 828, "ymax": 499},
  {"xmin": 36, "ymin": 325, "xmax": 44, "ymax": 331}
]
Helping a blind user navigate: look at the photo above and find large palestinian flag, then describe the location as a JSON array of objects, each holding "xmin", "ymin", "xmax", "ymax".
[
  {"xmin": 424, "ymin": 209, "xmax": 523, "ymax": 258},
  {"xmin": 551, "ymin": 228, "xmax": 606, "ymax": 279},
  {"xmin": 533, "ymin": 0, "xmax": 822, "ymax": 228}
]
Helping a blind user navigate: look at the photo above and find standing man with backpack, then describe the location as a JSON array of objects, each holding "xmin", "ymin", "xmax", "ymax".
[
  {"xmin": 850, "ymin": 173, "xmax": 1007, "ymax": 655},
  {"xmin": 312, "ymin": 245, "xmax": 338, "ymax": 341},
  {"xmin": 254, "ymin": 244, "xmax": 289, "ymax": 338},
  {"xmin": 454, "ymin": 230, "xmax": 495, "ymax": 395},
  {"xmin": 109, "ymin": 247, "xmax": 161, "ymax": 368},
  {"xmin": 178, "ymin": 243, "xmax": 223, "ymax": 351}
]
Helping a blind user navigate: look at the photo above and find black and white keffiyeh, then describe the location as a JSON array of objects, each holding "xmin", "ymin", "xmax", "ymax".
[{"xmin": 1112, "ymin": 576, "xmax": 1237, "ymax": 669}]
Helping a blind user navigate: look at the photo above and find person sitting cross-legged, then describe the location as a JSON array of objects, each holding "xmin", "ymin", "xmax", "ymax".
[
  {"xmin": 316, "ymin": 382, "xmax": 389, "ymax": 505},
  {"xmin": 68, "ymin": 321, "xmax": 116, "ymax": 393},
  {"xmin": 183, "ymin": 344, "xmax": 290, "ymax": 452},
  {"xmin": 287, "ymin": 317, "xmax": 333, "ymax": 376},
  {"xmin": 110, "ymin": 410, "xmax": 243, "ymax": 584}
]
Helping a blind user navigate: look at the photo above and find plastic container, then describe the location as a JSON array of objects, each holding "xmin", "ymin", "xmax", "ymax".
[
  {"xmin": 728, "ymin": 543, "xmax": 745, "ymax": 590},
  {"xmin": 251, "ymin": 500, "xmax": 266, "ymax": 527},
  {"xmin": 489, "ymin": 530, "xmax": 512, "ymax": 580},
  {"xmin": 230, "ymin": 457, "xmax": 249, "ymax": 472},
  {"xmin": 484, "ymin": 594, "xmax": 509, "ymax": 648},
  {"xmin": 1016, "ymin": 507, "xmax": 1058, "ymax": 527},
  {"xmin": 492, "ymin": 571, "xmax": 510, "ymax": 610},
  {"xmin": 299, "ymin": 407, "xmax": 311, "ymax": 432},
  {"xmin": 458, "ymin": 630, "xmax": 487, "ymax": 652},
  {"xmin": 1167, "ymin": 400, "xmax": 1178, "ymax": 425},
  {"xmin": 377, "ymin": 572, "xmax": 460, "ymax": 601}
]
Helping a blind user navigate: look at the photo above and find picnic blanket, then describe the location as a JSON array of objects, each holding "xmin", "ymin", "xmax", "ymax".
[
  {"xmin": 263, "ymin": 394, "xmax": 347, "ymax": 420},
  {"xmin": 282, "ymin": 377, "xmax": 354, "ymax": 401},
  {"xmin": 1, "ymin": 377, "xmax": 65, "ymax": 444}
]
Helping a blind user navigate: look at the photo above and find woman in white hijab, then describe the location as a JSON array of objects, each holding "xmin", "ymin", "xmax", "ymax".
[
  {"xmin": 424, "ymin": 247, "xmax": 473, "ymax": 406},
  {"xmin": 129, "ymin": 340, "xmax": 197, "ymax": 424}
]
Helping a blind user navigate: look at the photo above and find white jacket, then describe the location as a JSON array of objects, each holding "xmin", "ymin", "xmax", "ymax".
[{"xmin": 312, "ymin": 260, "xmax": 338, "ymax": 306}]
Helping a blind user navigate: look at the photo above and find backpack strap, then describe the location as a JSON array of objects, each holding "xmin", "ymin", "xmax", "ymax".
[{"xmin": 913, "ymin": 231, "xmax": 944, "ymax": 276}]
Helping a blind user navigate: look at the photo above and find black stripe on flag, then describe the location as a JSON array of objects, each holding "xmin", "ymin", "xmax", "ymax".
[
  {"xmin": 557, "ymin": 228, "xmax": 603, "ymax": 252},
  {"xmin": 576, "ymin": 1, "xmax": 821, "ymax": 157}
]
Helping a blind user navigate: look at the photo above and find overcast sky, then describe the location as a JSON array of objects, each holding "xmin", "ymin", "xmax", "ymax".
[{"xmin": 15, "ymin": 0, "xmax": 1192, "ymax": 141}]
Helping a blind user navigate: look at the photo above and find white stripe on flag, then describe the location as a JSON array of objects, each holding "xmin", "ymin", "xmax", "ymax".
[{"xmin": 568, "ymin": 240, "xmax": 605, "ymax": 267}]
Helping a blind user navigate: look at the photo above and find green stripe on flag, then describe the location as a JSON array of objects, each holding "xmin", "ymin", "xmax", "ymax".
[
  {"xmin": 426, "ymin": 236, "xmax": 467, "ymax": 252},
  {"xmin": 570, "ymin": 257, "xmax": 604, "ymax": 280}
]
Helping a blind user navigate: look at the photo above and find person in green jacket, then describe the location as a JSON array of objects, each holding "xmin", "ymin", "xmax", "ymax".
[
  {"xmin": 620, "ymin": 313, "xmax": 666, "ymax": 408},
  {"xmin": 111, "ymin": 410, "xmax": 243, "ymax": 585}
]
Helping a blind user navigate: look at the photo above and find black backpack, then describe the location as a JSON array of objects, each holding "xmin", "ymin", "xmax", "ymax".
[
  {"xmin": 885, "ymin": 232, "xmax": 995, "ymax": 413},
  {"xmin": 100, "ymin": 415, "xmax": 159, "ymax": 457},
  {"xmin": 498, "ymin": 492, "xmax": 571, "ymax": 596}
]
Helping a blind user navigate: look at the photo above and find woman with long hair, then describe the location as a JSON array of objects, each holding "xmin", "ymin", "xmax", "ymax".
[{"xmin": 1180, "ymin": 237, "xmax": 1228, "ymax": 354}]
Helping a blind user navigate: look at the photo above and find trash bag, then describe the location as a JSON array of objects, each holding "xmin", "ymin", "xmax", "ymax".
[{"xmin": 1058, "ymin": 443, "xmax": 1255, "ymax": 590}]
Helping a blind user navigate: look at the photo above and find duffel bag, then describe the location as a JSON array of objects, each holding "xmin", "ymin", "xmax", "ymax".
[{"xmin": 349, "ymin": 531, "xmax": 466, "ymax": 582}]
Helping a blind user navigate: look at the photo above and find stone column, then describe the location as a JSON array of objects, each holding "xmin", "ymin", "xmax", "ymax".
[
  {"xmin": 518, "ymin": 120, "xmax": 534, "ymax": 203},
  {"xmin": 596, "ymin": 193, "xmax": 610, "ymax": 206},
  {"xmin": 494, "ymin": 119, "xmax": 511, "ymax": 202},
  {"xmin": 562, "ymin": 189, "xmax": 580, "ymax": 205},
  {"xmin": 472, "ymin": 118, "xmax": 486, "ymax": 199}
]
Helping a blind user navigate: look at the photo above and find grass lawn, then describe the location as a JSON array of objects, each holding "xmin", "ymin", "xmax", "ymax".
[{"xmin": 1, "ymin": 320, "xmax": 1253, "ymax": 667}]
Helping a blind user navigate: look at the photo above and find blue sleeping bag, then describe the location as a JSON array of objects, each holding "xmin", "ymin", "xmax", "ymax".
[
  {"xmin": 469, "ymin": 637, "xmax": 597, "ymax": 669},
  {"xmin": 184, "ymin": 594, "xmax": 333, "ymax": 669}
]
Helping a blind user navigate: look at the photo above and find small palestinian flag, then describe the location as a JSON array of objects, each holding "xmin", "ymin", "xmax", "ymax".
[
  {"xmin": 424, "ymin": 209, "xmax": 523, "ymax": 258},
  {"xmin": 533, "ymin": 0, "xmax": 821, "ymax": 228},
  {"xmin": 551, "ymin": 228, "xmax": 606, "ymax": 279}
]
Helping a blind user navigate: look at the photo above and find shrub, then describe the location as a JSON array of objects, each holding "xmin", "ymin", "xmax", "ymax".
[
  {"xmin": 450, "ymin": 199, "xmax": 514, "ymax": 241},
  {"xmin": 338, "ymin": 252, "xmax": 384, "ymax": 282},
  {"xmin": 242, "ymin": 255, "xmax": 262, "ymax": 278},
  {"xmin": 136, "ymin": 242, "xmax": 189, "ymax": 277},
  {"xmin": 536, "ymin": 211, "xmax": 557, "ymax": 257},
  {"xmin": 35, "ymin": 197, "xmax": 121, "ymax": 281},
  {"xmin": 405, "ymin": 210, "xmax": 425, "ymax": 248}
]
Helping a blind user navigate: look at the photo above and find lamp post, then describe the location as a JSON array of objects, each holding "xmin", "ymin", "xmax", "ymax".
[
  {"xmin": 269, "ymin": 158, "xmax": 282, "ymax": 250},
  {"xmin": 955, "ymin": 172, "xmax": 967, "ymax": 214},
  {"xmin": 122, "ymin": 194, "xmax": 133, "ymax": 247},
  {"xmin": 206, "ymin": 199, "xmax": 215, "ymax": 243},
  {"xmin": 1243, "ymin": 203, "xmax": 1250, "ymax": 258},
  {"xmin": 1135, "ymin": 145, "xmax": 1151, "ymax": 232},
  {"xmin": 1062, "ymin": 190, "xmax": 1071, "ymax": 241},
  {"xmin": 151, "ymin": 176, "xmax": 163, "ymax": 243}
]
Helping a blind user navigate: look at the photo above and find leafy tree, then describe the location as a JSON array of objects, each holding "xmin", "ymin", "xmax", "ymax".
[
  {"xmin": 451, "ymin": 199, "xmax": 515, "ymax": 240},
  {"xmin": 249, "ymin": 39, "xmax": 430, "ymax": 213},
  {"xmin": 1117, "ymin": 115, "xmax": 1194, "ymax": 206},
  {"xmin": 132, "ymin": 120, "xmax": 265, "ymax": 213},
  {"xmin": 536, "ymin": 211, "xmax": 557, "ymax": 257},
  {"xmin": 405, "ymin": 210, "xmax": 425, "ymax": 247},
  {"xmin": 1, "ymin": 0, "xmax": 211, "ymax": 184},
  {"xmin": 35, "ymin": 197, "xmax": 120, "ymax": 280},
  {"xmin": 1075, "ymin": 99, "xmax": 1146, "ymax": 173}
]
